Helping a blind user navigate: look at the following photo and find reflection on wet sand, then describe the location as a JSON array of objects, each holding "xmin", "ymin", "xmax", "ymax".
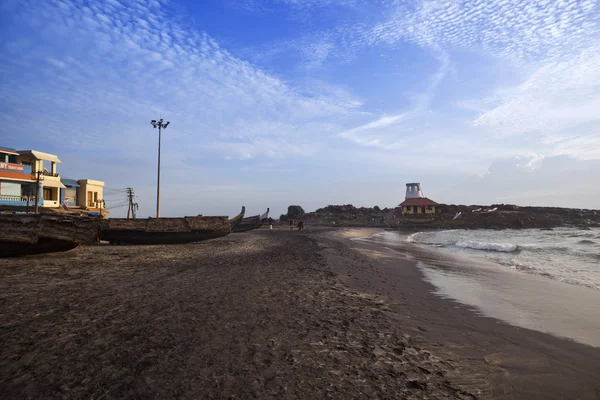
[{"xmin": 358, "ymin": 231, "xmax": 600, "ymax": 347}]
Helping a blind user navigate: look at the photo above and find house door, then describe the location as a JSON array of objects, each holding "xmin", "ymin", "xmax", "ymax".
[
  {"xmin": 43, "ymin": 188, "xmax": 52, "ymax": 200},
  {"xmin": 422, "ymin": 206, "xmax": 426, "ymax": 213},
  {"xmin": 87, "ymin": 191, "xmax": 93, "ymax": 207}
]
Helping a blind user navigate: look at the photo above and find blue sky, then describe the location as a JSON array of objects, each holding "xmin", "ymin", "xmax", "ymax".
[{"xmin": 1, "ymin": 0, "xmax": 599, "ymax": 217}]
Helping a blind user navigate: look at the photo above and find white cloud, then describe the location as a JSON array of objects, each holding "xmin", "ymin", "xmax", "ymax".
[
  {"xmin": 339, "ymin": 51, "xmax": 450, "ymax": 149},
  {"xmin": 2, "ymin": 0, "xmax": 599, "ymax": 214},
  {"xmin": 465, "ymin": 155, "xmax": 600, "ymax": 209},
  {"xmin": 0, "ymin": 0, "xmax": 361, "ymax": 161},
  {"xmin": 472, "ymin": 45, "xmax": 600, "ymax": 136},
  {"xmin": 367, "ymin": 0, "xmax": 598, "ymax": 64},
  {"xmin": 313, "ymin": 0, "xmax": 600, "ymax": 162}
]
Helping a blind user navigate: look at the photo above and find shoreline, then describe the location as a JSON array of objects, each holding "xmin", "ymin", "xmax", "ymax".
[
  {"xmin": 320, "ymin": 228, "xmax": 600, "ymax": 399},
  {"xmin": 1, "ymin": 229, "xmax": 599, "ymax": 398},
  {"xmin": 351, "ymin": 228, "xmax": 600, "ymax": 346}
]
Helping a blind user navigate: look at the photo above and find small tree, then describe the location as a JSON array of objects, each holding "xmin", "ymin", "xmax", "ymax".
[
  {"xmin": 280, "ymin": 205, "xmax": 305, "ymax": 221},
  {"xmin": 286, "ymin": 205, "xmax": 305, "ymax": 220},
  {"xmin": 373, "ymin": 205, "xmax": 381, "ymax": 212}
]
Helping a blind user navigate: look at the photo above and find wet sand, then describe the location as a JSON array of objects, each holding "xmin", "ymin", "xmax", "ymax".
[
  {"xmin": 1, "ymin": 229, "xmax": 599, "ymax": 399},
  {"xmin": 352, "ymin": 230, "xmax": 600, "ymax": 347},
  {"xmin": 321, "ymin": 228, "xmax": 600, "ymax": 399}
]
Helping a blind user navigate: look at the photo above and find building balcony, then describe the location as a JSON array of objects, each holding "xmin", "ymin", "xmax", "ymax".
[
  {"xmin": 0, "ymin": 162, "xmax": 31, "ymax": 174},
  {"xmin": 0, "ymin": 194, "xmax": 40, "ymax": 207},
  {"xmin": 41, "ymin": 170, "xmax": 59, "ymax": 177}
]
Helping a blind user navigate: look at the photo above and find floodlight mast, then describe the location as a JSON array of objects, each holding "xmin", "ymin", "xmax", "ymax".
[{"xmin": 150, "ymin": 118, "xmax": 170, "ymax": 218}]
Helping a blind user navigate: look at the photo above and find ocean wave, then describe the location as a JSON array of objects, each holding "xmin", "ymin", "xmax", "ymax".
[
  {"xmin": 578, "ymin": 239, "xmax": 596, "ymax": 245},
  {"xmin": 488, "ymin": 259, "xmax": 600, "ymax": 291},
  {"xmin": 406, "ymin": 232, "xmax": 421, "ymax": 243},
  {"xmin": 455, "ymin": 240, "xmax": 518, "ymax": 253}
]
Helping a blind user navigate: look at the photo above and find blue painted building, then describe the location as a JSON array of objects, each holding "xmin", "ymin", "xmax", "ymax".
[
  {"xmin": 0, "ymin": 146, "xmax": 42, "ymax": 208},
  {"xmin": 1, "ymin": 145, "xmax": 107, "ymax": 215},
  {"xmin": 60, "ymin": 178, "xmax": 80, "ymax": 207}
]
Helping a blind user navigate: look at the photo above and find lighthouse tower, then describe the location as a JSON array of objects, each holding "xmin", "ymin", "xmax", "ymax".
[{"xmin": 405, "ymin": 182, "xmax": 423, "ymax": 200}]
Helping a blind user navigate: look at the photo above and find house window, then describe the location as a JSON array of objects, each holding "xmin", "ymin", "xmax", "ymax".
[
  {"xmin": 427, "ymin": 205, "xmax": 432, "ymax": 210},
  {"xmin": 43, "ymin": 188, "xmax": 53, "ymax": 200}
]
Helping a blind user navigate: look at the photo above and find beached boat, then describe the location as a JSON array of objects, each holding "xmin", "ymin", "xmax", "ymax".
[
  {"xmin": 233, "ymin": 208, "xmax": 270, "ymax": 233},
  {"xmin": 228, "ymin": 206, "xmax": 246, "ymax": 231},
  {"xmin": 100, "ymin": 207, "xmax": 246, "ymax": 245},
  {"xmin": 0, "ymin": 213, "xmax": 101, "ymax": 257}
]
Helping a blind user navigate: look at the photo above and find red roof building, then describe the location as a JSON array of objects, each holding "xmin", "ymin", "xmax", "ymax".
[
  {"xmin": 399, "ymin": 183, "xmax": 439, "ymax": 215},
  {"xmin": 399, "ymin": 197, "xmax": 439, "ymax": 207}
]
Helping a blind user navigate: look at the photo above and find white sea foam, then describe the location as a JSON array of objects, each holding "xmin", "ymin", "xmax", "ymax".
[
  {"xmin": 455, "ymin": 240, "xmax": 518, "ymax": 253},
  {"xmin": 406, "ymin": 232, "xmax": 420, "ymax": 242},
  {"xmin": 397, "ymin": 228, "xmax": 600, "ymax": 291}
]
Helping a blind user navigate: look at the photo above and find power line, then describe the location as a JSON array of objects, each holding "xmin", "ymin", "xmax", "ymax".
[
  {"xmin": 104, "ymin": 187, "xmax": 128, "ymax": 193},
  {"xmin": 107, "ymin": 203, "xmax": 128, "ymax": 210}
]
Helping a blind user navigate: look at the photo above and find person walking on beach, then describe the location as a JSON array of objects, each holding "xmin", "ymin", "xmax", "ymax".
[
  {"xmin": 289, "ymin": 219, "xmax": 294, "ymax": 231},
  {"xmin": 268, "ymin": 217, "xmax": 273, "ymax": 232},
  {"xmin": 298, "ymin": 220, "xmax": 304, "ymax": 231}
]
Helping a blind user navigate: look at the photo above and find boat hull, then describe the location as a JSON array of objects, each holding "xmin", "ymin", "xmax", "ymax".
[
  {"xmin": 0, "ymin": 238, "xmax": 78, "ymax": 257},
  {"xmin": 0, "ymin": 213, "xmax": 100, "ymax": 257},
  {"xmin": 233, "ymin": 209, "xmax": 269, "ymax": 233},
  {"xmin": 99, "ymin": 208, "xmax": 245, "ymax": 245},
  {"xmin": 100, "ymin": 228, "xmax": 230, "ymax": 245},
  {"xmin": 233, "ymin": 216, "xmax": 264, "ymax": 232}
]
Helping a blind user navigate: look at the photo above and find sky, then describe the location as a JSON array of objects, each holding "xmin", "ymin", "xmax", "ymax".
[{"xmin": 1, "ymin": 0, "xmax": 599, "ymax": 218}]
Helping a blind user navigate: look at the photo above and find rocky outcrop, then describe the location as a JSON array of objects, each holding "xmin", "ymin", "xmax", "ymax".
[{"xmin": 292, "ymin": 203, "xmax": 600, "ymax": 230}]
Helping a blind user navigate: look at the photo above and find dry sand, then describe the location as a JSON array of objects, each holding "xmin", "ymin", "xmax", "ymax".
[{"xmin": 1, "ymin": 228, "xmax": 599, "ymax": 399}]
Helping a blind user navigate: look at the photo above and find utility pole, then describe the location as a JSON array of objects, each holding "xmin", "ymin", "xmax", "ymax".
[
  {"xmin": 97, "ymin": 199, "xmax": 105, "ymax": 216},
  {"xmin": 34, "ymin": 171, "xmax": 42, "ymax": 214},
  {"xmin": 26, "ymin": 188, "xmax": 31, "ymax": 213},
  {"xmin": 150, "ymin": 118, "xmax": 170, "ymax": 218},
  {"xmin": 127, "ymin": 187, "xmax": 134, "ymax": 219},
  {"xmin": 126, "ymin": 187, "xmax": 139, "ymax": 219}
]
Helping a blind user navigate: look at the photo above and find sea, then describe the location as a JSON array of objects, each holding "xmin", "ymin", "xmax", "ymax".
[
  {"xmin": 407, "ymin": 228, "xmax": 600, "ymax": 291},
  {"xmin": 357, "ymin": 228, "xmax": 600, "ymax": 347}
]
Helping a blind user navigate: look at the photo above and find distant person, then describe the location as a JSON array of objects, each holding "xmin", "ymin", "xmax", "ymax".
[
  {"xmin": 289, "ymin": 219, "xmax": 294, "ymax": 231},
  {"xmin": 298, "ymin": 220, "xmax": 304, "ymax": 231},
  {"xmin": 268, "ymin": 217, "xmax": 273, "ymax": 232}
]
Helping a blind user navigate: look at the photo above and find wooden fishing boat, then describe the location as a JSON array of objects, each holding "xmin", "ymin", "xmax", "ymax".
[
  {"xmin": 233, "ymin": 208, "xmax": 270, "ymax": 233},
  {"xmin": 228, "ymin": 206, "xmax": 246, "ymax": 231},
  {"xmin": 100, "ymin": 207, "xmax": 245, "ymax": 245},
  {"xmin": 0, "ymin": 213, "xmax": 101, "ymax": 257}
]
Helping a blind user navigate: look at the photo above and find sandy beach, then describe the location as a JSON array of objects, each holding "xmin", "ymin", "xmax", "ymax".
[{"xmin": 1, "ymin": 228, "xmax": 599, "ymax": 399}]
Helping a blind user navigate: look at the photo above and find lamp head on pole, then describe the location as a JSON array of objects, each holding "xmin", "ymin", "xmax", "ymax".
[{"xmin": 151, "ymin": 117, "xmax": 170, "ymax": 129}]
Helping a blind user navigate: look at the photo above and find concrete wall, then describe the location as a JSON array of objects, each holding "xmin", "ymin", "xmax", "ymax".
[
  {"xmin": 63, "ymin": 188, "xmax": 77, "ymax": 206},
  {"xmin": 77, "ymin": 179, "xmax": 105, "ymax": 209},
  {"xmin": 17, "ymin": 155, "xmax": 43, "ymax": 174},
  {"xmin": 43, "ymin": 187, "xmax": 60, "ymax": 208}
]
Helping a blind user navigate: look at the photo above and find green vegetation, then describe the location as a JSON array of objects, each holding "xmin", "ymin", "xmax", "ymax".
[{"xmin": 279, "ymin": 205, "xmax": 305, "ymax": 221}]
